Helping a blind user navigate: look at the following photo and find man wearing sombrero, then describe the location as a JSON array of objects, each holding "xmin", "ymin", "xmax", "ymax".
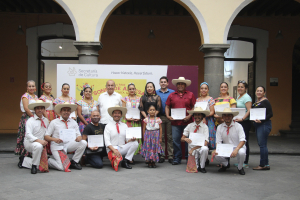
[
  {"xmin": 165, "ymin": 77, "xmax": 196, "ymax": 165},
  {"xmin": 104, "ymin": 105, "xmax": 138, "ymax": 171},
  {"xmin": 45, "ymin": 102, "xmax": 87, "ymax": 171},
  {"xmin": 212, "ymin": 108, "xmax": 246, "ymax": 175},
  {"xmin": 22, "ymin": 100, "xmax": 51, "ymax": 174},
  {"xmin": 181, "ymin": 107, "xmax": 210, "ymax": 173}
]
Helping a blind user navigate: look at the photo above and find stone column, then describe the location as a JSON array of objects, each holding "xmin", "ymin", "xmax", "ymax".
[
  {"xmin": 74, "ymin": 41, "xmax": 103, "ymax": 64},
  {"xmin": 199, "ymin": 44, "xmax": 230, "ymax": 98}
]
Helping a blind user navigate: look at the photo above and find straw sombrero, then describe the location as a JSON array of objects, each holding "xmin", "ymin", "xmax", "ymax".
[
  {"xmin": 107, "ymin": 105, "xmax": 127, "ymax": 117},
  {"xmin": 216, "ymin": 107, "xmax": 239, "ymax": 117},
  {"xmin": 54, "ymin": 102, "xmax": 77, "ymax": 114},
  {"xmin": 28, "ymin": 100, "xmax": 51, "ymax": 110},
  {"xmin": 187, "ymin": 107, "xmax": 210, "ymax": 116},
  {"xmin": 172, "ymin": 77, "xmax": 191, "ymax": 87}
]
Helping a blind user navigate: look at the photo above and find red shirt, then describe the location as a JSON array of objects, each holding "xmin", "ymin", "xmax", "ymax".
[{"xmin": 166, "ymin": 90, "xmax": 196, "ymax": 126}]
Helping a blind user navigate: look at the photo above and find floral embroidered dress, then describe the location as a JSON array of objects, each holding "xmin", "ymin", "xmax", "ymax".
[
  {"xmin": 195, "ymin": 97, "xmax": 216, "ymax": 150},
  {"xmin": 53, "ymin": 97, "xmax": 77, "ymax": 118},
  {"xmin": 39, "ymin": 95, "xmax": 56, "ymax": 121},
  {"xmin": 140, "ymin": 117, "xmax": 164, "ymax": 162},
  {"xmin": 77, "ymin": 100, "xmax": 99, "ymax": 134},
  {"xmin": 121, "ymin": 96, "xmax": 142, "ymax": 154},
  {"xmin": 214, "ymin": 97, "xmax": 237, "ymax": 126},
  {"xmin": 15, "ymin": 93, "xmax": 38, "ymax": 156}
]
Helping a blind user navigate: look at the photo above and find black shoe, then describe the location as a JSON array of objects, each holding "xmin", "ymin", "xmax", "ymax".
[
  {"xmin": 172, "ymin": 161, "xmax": 179, "ymax": 165},
  {"xmin": 218, "ymin": 165, "xmax": 228, "ymax": 172},
  {"xmin": 168, "ymin": 159, "xmax": 173, "ymax": 164},
  {"xmin": 70, "ymin": 160, "xmax": 82, "ymax": 170},
  {"xmin": 31, "ymin": 165, "xmax": 37, "ymax": 174},
  {"xmin": 238, "ymin": 167, "xmax": 245, "ymax": 175},
  {"xmin": 18, "ymin": 156, "xmax": 24, "ymax": 168},
  {"xmin": 158, "ymin": 158, "xmax": 165, "ymax": 163},
  {"xmin": 121, "ymin": 160, "xmax": 132, "ymax": 169},
  {"xmin": 198, "ymin": 167, "xmax": 207, "ymax": 173}
]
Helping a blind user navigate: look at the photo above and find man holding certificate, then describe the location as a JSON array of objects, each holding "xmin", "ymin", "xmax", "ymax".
[
  {"xmin": 165, "ymin": 77, "xmax": 196, "ymax": 165},
  {"xmin": 212, "ymin": 108, "xmax": 246, "ymax": 175},
  {"xmin": 104, "ymin": 105, "xmax": 138, "ymax": 171},
  {"xmin": 45, "ymin": 103, "xmax": 87, "ymax": 171},
  {"xmin": 181, "ymin": 107, "xmax": 210, "ymax": 173},
  {"xmin": 82, "ymin": 111, "xmax": 105, "ymax": 169}
]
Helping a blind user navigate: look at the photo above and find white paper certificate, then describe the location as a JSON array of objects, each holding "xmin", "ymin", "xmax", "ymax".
[
  {"xmin": 250, "ymin": 108, "xmax": 266, "ymax": 120},
  {"xmin": 189, "ymin": 133, "xmax": 205, "ymax": 147},
  {"xmin": 194, "ymin": 102, "xmax": 208, "ymax": 110},
  {"xmin": 88, "ymin": 135, "xmax": 104, "ymax": 147},
  {"xmin": 216, "ymin": 144, "xmax": 235, "ymax": 157},
  {"xmin": 214, "ymin": 103, "xmax": 230, "ymax": 112},
  {"xmin": 126, "ymin": 107, "xmax": 140, "ymax": 119},
  {"xmin": 59, "ymin": 129, "xmax": 76, "ymax": 143},
  {"xmin": 231, "ymin": 108, "xmax": 246, "ymax": 120},
  {"xmin": 126, "ymin": 127, "xmax": 142, "ymax": 139},
  {"xmin": 171, "ymin": 108, "xmax": 186, "ymax": 120}
]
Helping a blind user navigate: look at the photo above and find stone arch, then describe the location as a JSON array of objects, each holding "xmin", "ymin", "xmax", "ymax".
[{"xmin": 94, "ymin": 0, "xmax": 209, "ymax": 43}]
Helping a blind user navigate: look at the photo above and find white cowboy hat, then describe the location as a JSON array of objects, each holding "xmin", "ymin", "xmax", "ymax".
[
  {"xmin": 172, "ymin": 77, "xmax": 191, "ymax": 87},
  {"xmin": 28, "ymin": 100, "xmax": 51, "ymax": 110},
  {"xmin": 216, "ymin": 107, "xmax": 239, "ymax": 117},
  {"xmin": 107, "ymin": 105, "xmax": 127, "ymax": 117},
  {"xmin": 54, "ymin": 102, "xmax": 77, "ymax": 114},
  {"xmin": 187, "ymin": 107, "xmax": 210, "ymax": 116}
]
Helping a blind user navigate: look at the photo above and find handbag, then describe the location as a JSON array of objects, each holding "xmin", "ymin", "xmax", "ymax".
[{"xmin": 85, "ymin": 147, "xmax": 103, "ymax": 155}]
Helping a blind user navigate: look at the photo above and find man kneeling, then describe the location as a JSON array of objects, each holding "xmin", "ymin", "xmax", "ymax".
[
  {"xmin": 104, "ymin": 105, "xmax": 138, "ymax": 171},
  {"xmin": 45, "ymin": 103, "xmax": 87, "ymax": 172},
  {"xmin": 212, "ymin": 108, "xmax": 246, "ymax": 175},
  {"xmin": 22, "ymin": 100, "xmax": 51, "ymax": 174},
  {"xmin": 181, "ymin": 107, "xmax": 209, "ymax": 173}
]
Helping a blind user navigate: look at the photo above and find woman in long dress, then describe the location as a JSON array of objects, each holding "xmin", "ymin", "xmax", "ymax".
[{"xmin": 39, "ymin": 82, "xmax": 56, "ymax": 121}]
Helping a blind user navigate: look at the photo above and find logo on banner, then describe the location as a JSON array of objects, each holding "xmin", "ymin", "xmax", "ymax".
[{"xmin": 67, "ymin": 67, "xmax": 77, "ymax": 76}]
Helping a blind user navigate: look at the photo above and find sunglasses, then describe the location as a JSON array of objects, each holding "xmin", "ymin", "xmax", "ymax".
[{"xmin": 238, "ymin": 80, "xmax": 246, "ymax": 84}]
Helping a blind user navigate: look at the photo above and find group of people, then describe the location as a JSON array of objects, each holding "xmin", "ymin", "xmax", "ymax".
[{"xmin": 15, "ymin": 76, "xmax": 273, "ymax": 175}]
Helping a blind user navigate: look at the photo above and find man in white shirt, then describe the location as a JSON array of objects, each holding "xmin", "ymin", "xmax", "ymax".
[
  {"xmin": 22, "ymin": 100, "xmax": 51, "ymax": 174},
  {"xmin": 98, "ymin": 80, "xmax": 122, "ymax": 126},
  {"xmin": 45, "ymin": 103, "xmax": 87, "ymax": 171},
  {"xmin": 212, "ymin": 108, "xmax": 246, "ymax": 175},
  {"xmin": 104, "ymin": 105, "xmax": 138, "ymax": 170},
  {"xmin": 181, "ymin": 107, "xmax": 210, "ymax": 173}
]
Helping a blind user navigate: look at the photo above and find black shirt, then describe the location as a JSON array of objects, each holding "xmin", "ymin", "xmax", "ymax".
[
  {"xmin": 83, "ymin": 123, "xmax": 104, "ymax": 137},
  {"xmin": 252, "ymin": 99, "xmax": 273, "ymax": 123}
]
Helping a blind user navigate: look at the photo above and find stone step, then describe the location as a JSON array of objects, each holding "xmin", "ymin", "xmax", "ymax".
[{"xmin": 279, "ymin": 129, "xmax": 300, "ymax": 137}]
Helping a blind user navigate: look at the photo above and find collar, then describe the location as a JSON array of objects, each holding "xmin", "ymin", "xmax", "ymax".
[
  {"xmin": 91, "ymin": 122, "xmax": 99, "ymax": 126},
  {"xmin": 194, "ymin": 121, "xmax": 204, "ymax": 126},
  {"xmin": 223, "ymin": 121, "xmax": 235, "ymax": 128},
  {"xmin": 114, "ymin": 120, "xmax": 120, "ymax": 124},
  {"xmin": 60, "ymin": 116, "xmax": 70, "ymax": 122},
  {"xmin": 158, "ymin": 88, "xmax": 169, "ymax": 93},
  {"xmin": 175, "ymin": 90, "xmax": 187, "ymax": 94},
  {"xmin": 105, "ymin": 91, "xmax": 116, "ymax": 96},
  {"xmin": 33, "ymin": 114, "xmax": 46, "ymax": 120}
]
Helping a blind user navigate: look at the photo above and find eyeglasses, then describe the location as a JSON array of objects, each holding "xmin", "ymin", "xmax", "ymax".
[{"xmin": 238, "ymin": 80, "xmax": 246, "ymax": 84}]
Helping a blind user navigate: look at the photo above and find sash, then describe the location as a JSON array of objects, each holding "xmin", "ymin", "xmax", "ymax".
[
  {"xmin": 58, "ymin": 150, "xmax": 71, "ymax": 172},
  {"xmin": 186, "ymin": 155, "xmax": 198, "ymax": 173},
  {"xmin": 108, "ymin": 150, "xmax": 123, "ymax": 172},
  {"xmin": 38, "ymin": 146, "xmax": 49, "ymax": 172}
]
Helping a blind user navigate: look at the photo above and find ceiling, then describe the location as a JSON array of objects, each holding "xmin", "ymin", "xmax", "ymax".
[{"xmin": 0, "ymin": 0, "xmax": 300, "ymax": 17}]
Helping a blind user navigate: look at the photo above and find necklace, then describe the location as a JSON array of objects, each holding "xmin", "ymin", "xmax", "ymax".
[
  {"xmin": 27, "ymin": 92, "xmax": 36, "ymax": 99},
  {"xmin": 129, "ymin": 95, "xmax": 137, "ymax": 108},
  {"xmin": 148, "ymin": 116, "xmax": 157, "ymax": 127}
]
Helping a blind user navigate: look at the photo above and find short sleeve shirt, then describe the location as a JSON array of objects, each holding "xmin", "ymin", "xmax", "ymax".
[
  {"xmin": 236, "ymin": 93, "xmax": 252, "ymax": 120},
  {"xmin": 143, "ymin": 117, "xmax": 162, "ymax": 130},
  {"xmin": 77, "ymin": 100, "xmax": 99, "ymax": 115}
]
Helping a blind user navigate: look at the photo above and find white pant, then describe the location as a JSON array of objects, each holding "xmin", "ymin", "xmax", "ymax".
[
  {"xmin": 193, "ymin": 146, "xmax": 209, "ymax": 168},
  {"xmin": 118, "ymin": 141, "xmax": 139, "ymax": 161},
  {"xmin": 22, "ymin": 140, "xmax": 44, "ymax": 168},
  {"xmin": 215, "ymin": 148, "xmax": 246, "ymax": 170},
  {"xmin": 48, "ymin": 140, "xmax": 87, "ymax": 171}
]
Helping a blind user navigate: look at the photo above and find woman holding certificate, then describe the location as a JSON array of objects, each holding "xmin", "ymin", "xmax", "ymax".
[
  {"xmin": 214, "ymin": 82, "xmax": 236, "ymax": 126},
  {"xmin": 234, "ymin": 80, "xmax": 252, "ymax": 168},
  {"xmin": 252, "ymin": 86, "xmax": 273, "ymax": 170},
  {"xmin": 77, "ymin": 84, "xmax": 99, "ymax": 134},
  {"xmin": 195, "ymin": 82, "xmax": 216, "ymax": 150},
  {"xmin": 53, "ymin": 83, "xmax": 77, "ymax": 120},
  {"xmin": 122, "ymin": 83, "xmax": 142, "ymax": 155}
]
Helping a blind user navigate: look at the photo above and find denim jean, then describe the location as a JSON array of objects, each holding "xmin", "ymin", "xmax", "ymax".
[
  {"xmin": 85, "ymin": 153, "xmax": 103, "ymax": 169},
  {"xmin": 254, "ymin": 120, "xmax": 272, "ymax": 167},
  {"xmin": 238, "ymin": 120, "xmax": 252, "ymax": 164},
  {"xmin": 172, "ymin": 125, "xmax": 188, "ymax": 163}
]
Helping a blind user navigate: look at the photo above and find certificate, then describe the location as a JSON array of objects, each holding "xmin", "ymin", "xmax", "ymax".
[
  {"xmin": 126, "ymin": 107, "xmax": 140, "ymax": 119},
  {"xmin": 171, "ymin": 108, "xmax": 186, "ymax": 120},
  {"xmin": 250, "ymin": 108, "xmax": 266, "ymax": 120},
  {"xmin": 59, "ymin": 129, "xmax": 76, "ymax": 143},
  {"xmin": 231, "ymin": 108, "xmax": 246, "ymax": 120},
  {"xmin": 88, "ymin": 135, "xmax": 104, "ymax": 147},
  {"xmin": 214, "ymin": 103, "xmax": 230, "ymax": 112},
  {"xmin": 189, "ymin": 133, "xmax": 205, "ymax": 146},
  {"xmin": 216, "ymin": 144, "xmax": 235, "ymax": 157},
  {"xmin": 194, "ymin": 102, "xmax": 208, "ymax": 110},
  {"xmin": 126, "ymin": 127, "xmax": 142, "ymax": 139}
]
